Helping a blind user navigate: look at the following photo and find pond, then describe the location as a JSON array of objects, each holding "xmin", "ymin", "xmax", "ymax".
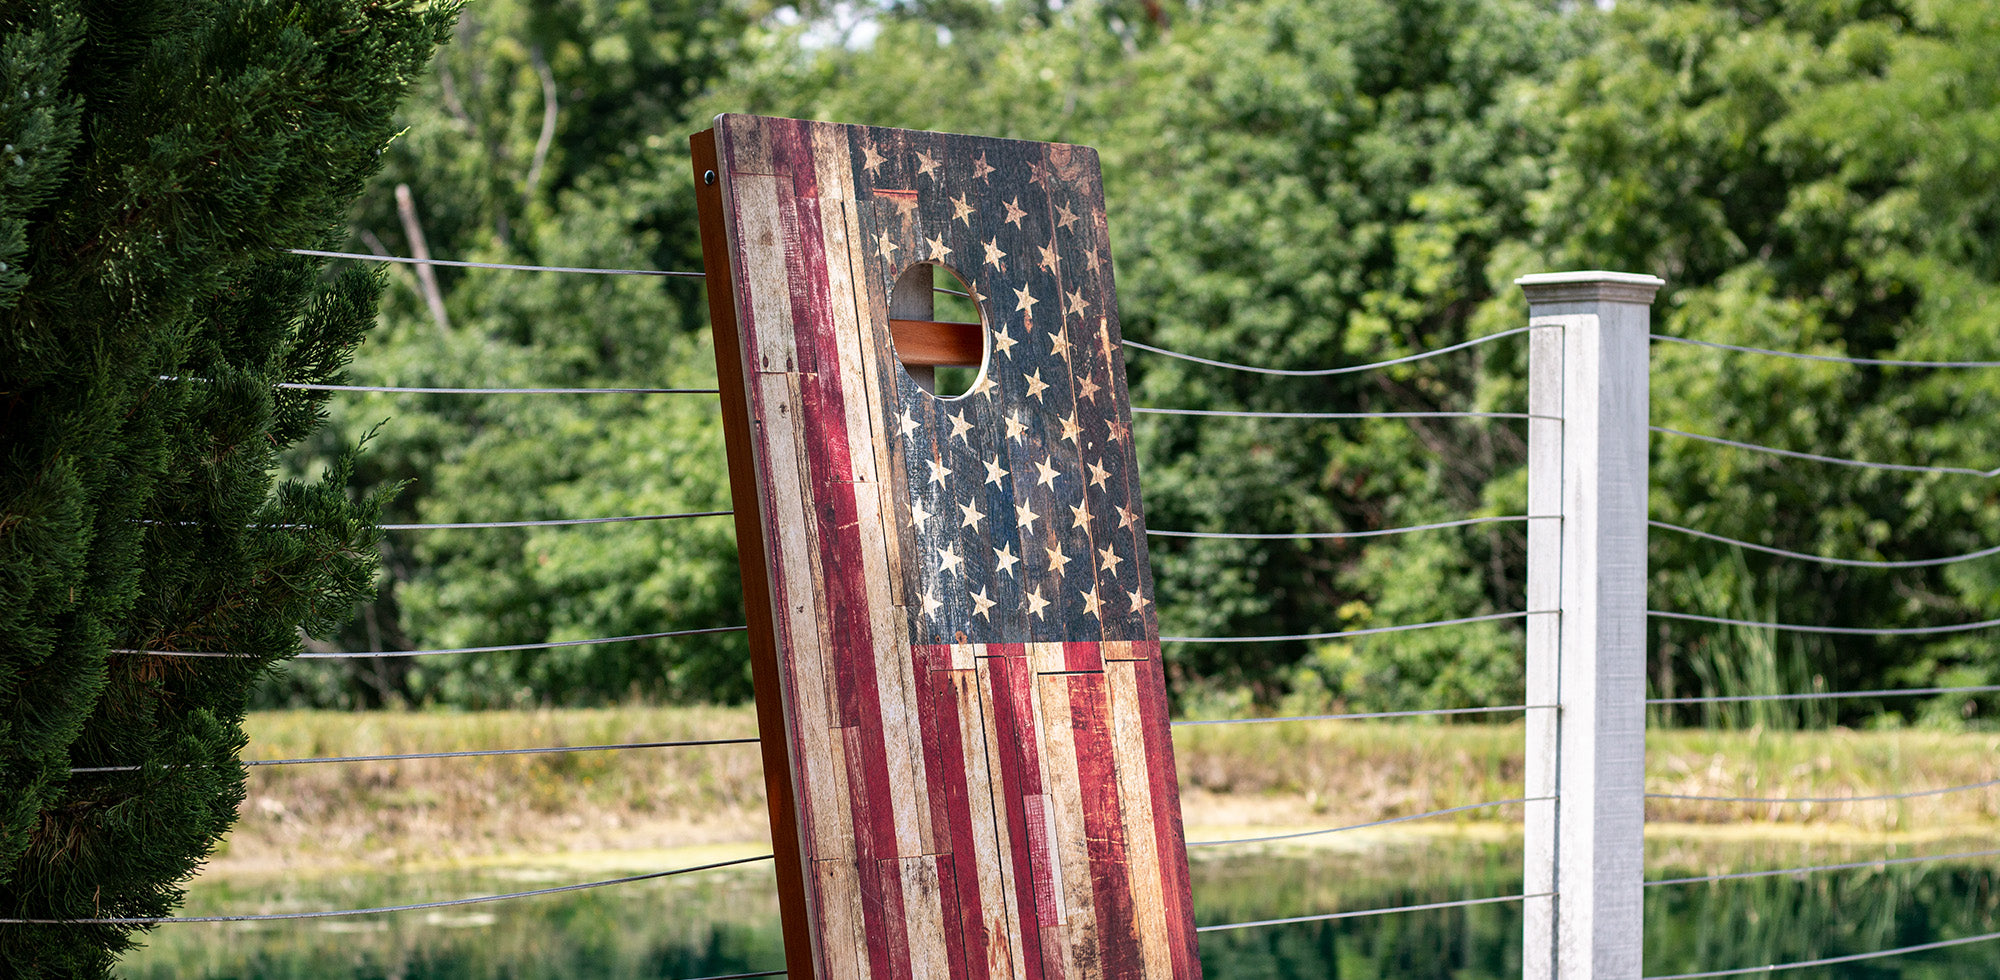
[{"xmin": 121, "ymin": 836, "xmax": 2000, "ymax": 978}]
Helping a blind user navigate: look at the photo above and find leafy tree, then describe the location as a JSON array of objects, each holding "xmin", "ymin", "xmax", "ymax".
[
  {"xmin": 266, "ymin": 0, "xmax": 757, "ymax": 708},
  {"xmin": 0, "ymin": 1, "xmax": 450, "ymax": 973},
  {"xmin": 287, "ymin": 0, "xmax": 2000, "ymax": 723},
  {"xmin": 1535, "ymin": 0, "xmax": 2000, "ymax": 723}
]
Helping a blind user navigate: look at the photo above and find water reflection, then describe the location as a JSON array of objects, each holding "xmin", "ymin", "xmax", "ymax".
[{"xmin": 122, "ymin": 840, "xmax": 2000, "ymax": 978}]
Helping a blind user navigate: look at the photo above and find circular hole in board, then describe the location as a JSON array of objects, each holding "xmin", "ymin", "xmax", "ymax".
[{"xmin": 888, "ymin": 262, "xmax": 988, "ymax": 400}]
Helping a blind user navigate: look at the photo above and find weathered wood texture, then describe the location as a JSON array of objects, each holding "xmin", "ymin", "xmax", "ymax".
[
  {"xmin": 1519, "ymin": 271, "xmax": 1664, "ymax": 980},
  {"xmin": 694, "ymin": 114, "xmax": 1199, "ymax": 980}
]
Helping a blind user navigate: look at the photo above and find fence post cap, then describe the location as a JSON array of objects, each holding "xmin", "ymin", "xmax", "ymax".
[{"xmin": 1516, "ymin": 270, "xmax": 1666, "ymax": 306}]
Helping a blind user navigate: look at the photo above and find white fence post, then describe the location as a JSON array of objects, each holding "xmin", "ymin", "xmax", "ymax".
[{"xmin": 1520, "ymin": 271, "xmax": 1664, "ymax": 980}]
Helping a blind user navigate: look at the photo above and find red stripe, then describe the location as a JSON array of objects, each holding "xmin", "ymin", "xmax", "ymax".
[
  {"xmin": 873, "ymin": 860, "xmax": 916, "ymax": 977},
  {"xmin": 1133, "ymin": 662, "xmax": 1201, "ymax": 978},
  {"xmin": 844, "ymin": 728, "xmax": 903, "ymax": 980},
  {"xmin": 984, "ymin": 655, "xmax": 1053, "ymax": 980},
  {"xmin": 922, "ymin": 678, "xmax": 995, "ymax": 980},
  {"xmin": 1068, "ymin": 674, "xmax": 1142, "ymax": 979},
  {"xmin": 913, "ymin": 643, "xmax": 954, "ymax": 674},
  {"xmin": 1063, "ymin": 641, "xmax": 1102, "ymax": 672},
  {"xmin": 773, "ymin": 120, "xmax": 852, "ymax": 477},
  {"xmin": 768, "ymin": 119, "xmax": 915, "ymax": 980},
  {"xmin": 912, "ymin": 660, "xmax": 960, "ymax": 850},
  {"xmin": 940, "ymin": 668, "xmax": 1008, "ymax": 980},
  {"xmin": 935, "ymin": 854, "xmax": 972, "ymax": 980}
]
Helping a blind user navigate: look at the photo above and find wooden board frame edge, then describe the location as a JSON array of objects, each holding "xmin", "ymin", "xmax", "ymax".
[{"xmin": 690, "ymin": 126, "xmax": 818, "ymax": 979}]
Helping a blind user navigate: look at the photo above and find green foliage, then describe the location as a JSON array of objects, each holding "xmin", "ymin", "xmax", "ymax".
[
  {"xmin": 266, "ymin": 0, "xmax": 756, "ymax": 708},
  {"xmin": 0, "ymin": 1, "xmax": 450, "ymax": 973},
  {"xmin": 290, "ymin": 0, "xmax": 2000, "ymax": 726},
  {"xmin": 1540, "ymin": 0, "xmax": 2000, "ymax": 722}
]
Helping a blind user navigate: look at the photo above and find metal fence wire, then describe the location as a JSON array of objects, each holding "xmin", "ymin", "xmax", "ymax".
[{"xmin": 47, "ymin": 247, "xmax": 2000, "ymax": 975}]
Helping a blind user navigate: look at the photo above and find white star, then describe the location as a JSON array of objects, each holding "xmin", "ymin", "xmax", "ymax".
[
  {"xmin": 1025, "ymin": 370, "xmax": 1050, "ymax": 401},
  {"xmin": 1115, "ymin": 505, "xmax": 1139, "ymax": 529},
  {"xmin": 1098, "ymin": 545, "xmax": 1124, "ymax": 575},
  {"xmin": 1013, "ymin": 284, "xmax": 1039, "ymax": 315},
  {"xmin": 1077, "ymin": 374, "xmax": 1101, "ymax": 402},
  {"xmin": 993, "ymin": 324, "xmax": 1018, "ymax": 358},
  {"xmin": 951, "ymin": 194, "xmax": 976, "ymax": 225},
  {"xmin": 1086, "ymin": 248, "xmax": 1104, "ymax": 273},
  {"xmin": 948, "ymin": 410, "xmax": 974, "ymax": 442},
  {"xmin": 876, "ymin": 231, "xmax": 899, "ymax": 261},
  {"xmin": 922, "ymin": 586, "xmax": 942, "ymax": 618},
  {"xmin": 983, "ymin": 456, "xmax": 1009, "ymax": 486},
  {"xmin": 1070, "ymin": 499, "xmax": 1093, "ymax": 530},
  {"xmin": 1026, "ymin": 587, "xmax": 1050, "ymax": 619},
  {"xmin": 1127, "ymin": 587, "xmax": 1151, "ymax": 614},
  {"xmin": 983, "ymin": 238, "xmax": 1007, "ymax": 269},
  {"xmin": 1049, "ymin": 329, "xmax": 1072, "ymax": 361},
  {"xmin": 958, "ymin": 498, "xmax": 986, "ymax": 530},
  {"xmin": 1059, "ymin": 414, "xmax": 1083, "ymax": 445},
  {"xmin": 1016, "ymin": 500, "xmax": 1039, "ymax": 531},
  {"xmin": 1056, "ymin": 202, "xmax": 1079, "ymax": 230},
  {"xmin": 937, "ymin": 544, "xmax": 964, "ymax": 576},
  {"xmin": 927, "ymin": 235, "xmax": 953, "ymax": 262},
  {"xmin": 1003, "ymin": 197, "xmax": 1027, "ymax": 227},
  {"xmin": 1065, "ymin": 289, "xmax": 1090, "ymax": 318},
  {"xmin": 1080, "ymin": 587, "xmax": 1104, "ymax": 619},
  {"xmin": 994, "ymin": 543, "xmax": 1020, "ymax": 577},
  {"xmin": 915, "ymin": 149, "xmax": 941, "ymax": 178},
  {"xmin": 1086, "ymin": 459, "xmax": 1111, "ymax": 489},
  {"xmin": 897, "ymin": 408, "xmax": 921, "ymax": 437},
  {"xmin": 1034, "ymin": 456, "xmax": 1061, "ymax": 488},
  {"xmin": 862, "ymin": 144, "xmax": 887, "ymax": 174},
  {"xmin": 1005, "ymin": 413, "xmax": 1028, "ymax": 443},
  {"xmin": 970, "ymin": 586, "xmax": 996, "ymax": 620},
  {"xmin": 910, "ymin": 499, "xmax": 933, "ymax": 530},
  {"xmin": 927, "ymin": 457, "xmax": 953, "ymax": 485},
  {"xmin": 1038, "ymin": 241, "xmax": 1062, "ymax": 273},
  {"xmin": 1105, "ymin": 418, "xmax": 1130, "ymax": 443},
  {"xmin": 1047, "ymin": 545, "xmax": 1071, "ymax": 576},
  {"xmin": 971, "ymin": 373, "xmax": 998, "ymax": 397},
  {"xmin": 972, "ymin": 152, "xmax": 996, "ymax": 181}
]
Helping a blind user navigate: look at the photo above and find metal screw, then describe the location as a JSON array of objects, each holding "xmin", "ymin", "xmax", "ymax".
[{"xmin": 703, "ymin": 170, "xmax": 716, "ymax": 185}]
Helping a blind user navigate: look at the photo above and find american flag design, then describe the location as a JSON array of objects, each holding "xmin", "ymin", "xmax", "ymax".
[{"xmin": 702, "ymin": 114, "xmax": 1199, "ymax": 980}]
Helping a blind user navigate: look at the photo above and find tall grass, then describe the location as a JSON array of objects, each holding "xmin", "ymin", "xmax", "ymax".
[
  {"xmin": 219, "ymin": 708, "xmax": 2000, "ymax": 875},
  {"xmin": 1662, "ymin": 552, "xmax": 1833, "ymax": 730}
]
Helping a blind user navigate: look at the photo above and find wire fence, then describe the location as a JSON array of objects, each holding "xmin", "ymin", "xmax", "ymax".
[
  {"xmin": 1645, "ymin": 847, "xmax": 2000, "ymax": 888},
  {"xmin": 1652, "ymin": 424, "xmax": 2000, "ymax": 478},
  {"xmin": 73, "ymin": 243, "xmax": 1574, "ymax": 956},
  {"xmin": 1639, "ymin": 330, "xmax": 2000, "ymax": 976},
  {"xmin": 69, "ymin": 737, "xmax": 761, "ymax": 775},
  {"xmin": 115, "ymin": 625, "xmax": 749, "ymax": 659},
  {"xmin": 74, "ymin": 247, "xmax": 2000, "ymax": 974},
  {"xmin": 1187, "ymin": 797, "xmax": 1548, "ymax": 848},
  {"xmin": 1650, "ymin": 519, "xmax": 2000, "ymax": 568},
  {"xmin": 0, "ymin": 855, "xmax": 774, "ymax": 925}
]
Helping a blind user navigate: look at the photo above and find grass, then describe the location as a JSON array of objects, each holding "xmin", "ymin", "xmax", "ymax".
[{"xmin": 218, "ymin": 707, "xmax": 2000, "ymax": 876}]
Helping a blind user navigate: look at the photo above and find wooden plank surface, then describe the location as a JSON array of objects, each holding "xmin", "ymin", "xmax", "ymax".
[{"xmin": 696, "ymin": 114, "xmax": 1199, "ymax": 980}]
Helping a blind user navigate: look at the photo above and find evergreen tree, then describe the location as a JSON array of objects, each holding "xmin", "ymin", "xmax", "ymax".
[{"xmin": 0, "ymin": 1, "xmax": 452, "ymax": 974}]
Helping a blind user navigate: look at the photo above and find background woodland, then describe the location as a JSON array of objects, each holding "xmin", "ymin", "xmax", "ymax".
[{"xmin": 278, "ymin": 0, "xmax": 2000, "ymax": 729}]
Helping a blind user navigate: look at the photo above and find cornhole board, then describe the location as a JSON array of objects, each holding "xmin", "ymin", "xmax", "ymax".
[{"xmin": 691, "ymin": 114, "xmax": 1200, "ymax": 980}]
